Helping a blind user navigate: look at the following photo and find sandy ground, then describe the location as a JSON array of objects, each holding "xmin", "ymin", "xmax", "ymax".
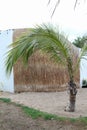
[{"xmin": 0, "ymin": 88, "xmax": 87, "ymax": 118}]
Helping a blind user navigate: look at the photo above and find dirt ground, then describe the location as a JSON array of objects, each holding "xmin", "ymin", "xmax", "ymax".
[
  {"xmin": 0, "ymin": 88, "xmax": 87, "ymax": 118},
  {"xmin": 0, "ymin": 88, "xmax": 87, "ymax": 130},
  {"xmin": 0, "ymin": 101, "xmax": 86, "ymax": 130}
]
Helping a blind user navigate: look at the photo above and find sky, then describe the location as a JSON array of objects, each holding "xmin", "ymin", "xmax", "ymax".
[{"xmin": 0, "ymin": 0, "xmax": 87, "ymax": 41}]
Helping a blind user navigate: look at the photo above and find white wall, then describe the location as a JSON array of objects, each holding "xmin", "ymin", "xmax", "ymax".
[
  {"xmin": 80, "ymin": 55, "xmax": 87, "ymax": 87},
  {"xmin": 0, "ymin": 30, "xmax": 14, "ymax": 92}
]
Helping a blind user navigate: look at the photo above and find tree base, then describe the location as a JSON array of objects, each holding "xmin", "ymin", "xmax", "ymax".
[{"xmin": 64, "ymin": 105, "xmax": 75, "ymax": 112}]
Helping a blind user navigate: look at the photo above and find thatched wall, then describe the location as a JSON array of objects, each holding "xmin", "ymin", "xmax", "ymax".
[{"xmin": 13, "ymin": 29, "xmax": 80, "ymax": 92}]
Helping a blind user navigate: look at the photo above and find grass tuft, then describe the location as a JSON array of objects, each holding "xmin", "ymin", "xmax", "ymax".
[
  {"xmin": 21, "ymin": 105, "xmax": 66, "ymax": 120},
  {"xmin": 0, "ymin": 98, "xmax": 11, "ymax": 103},
  {"xmin": 78, "ymin": 117, "xmax": 87, "ymax": 124}
]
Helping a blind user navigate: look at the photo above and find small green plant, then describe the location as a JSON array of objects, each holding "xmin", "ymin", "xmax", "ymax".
[{"xmin": 82, "ymin": 79, "xmax": 87, "ymax": 86}]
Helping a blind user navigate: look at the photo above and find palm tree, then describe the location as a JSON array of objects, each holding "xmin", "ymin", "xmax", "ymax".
[{"xmin": 5, "ymin": 24, "xmax": 87, "ymax": 112}]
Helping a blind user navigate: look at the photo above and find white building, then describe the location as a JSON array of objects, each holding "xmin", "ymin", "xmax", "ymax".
[
  {"xmin": 0, "ymin": 30, "xmax": 14, "ymax": 92},
  {"xmin": 80, "ymin": 55, "xmax": 87, "ymax": 87}
]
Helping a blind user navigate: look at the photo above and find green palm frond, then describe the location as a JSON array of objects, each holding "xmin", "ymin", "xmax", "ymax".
[
  {"xmin": 5, "ymin": 24, "xmax": 72, "ymax": 75},
  {"xmin": 30, "ymin": 24, "xmax": 71, "ymax": 61},
  {"xmin": 5, "ymin": 35, "xmax": 38, "ymax": 74}
]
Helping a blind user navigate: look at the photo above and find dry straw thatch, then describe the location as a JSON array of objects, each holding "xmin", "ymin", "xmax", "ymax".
[{"xmin": 13, "ymin": 29, "xmax": 80, "ymax": 92}]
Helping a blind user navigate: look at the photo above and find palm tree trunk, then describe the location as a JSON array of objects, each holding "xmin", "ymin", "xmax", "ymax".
[
  {"xmin": 65, "ymin": 80, "xmax": 77, "ymax": 112},
  {"xmin": 65, "ymin": 57, "xmax": 77, "ymax": 112},
  {"xmin": 68, "ymin": 80, "xmax": 77, "ymax": 112}
]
